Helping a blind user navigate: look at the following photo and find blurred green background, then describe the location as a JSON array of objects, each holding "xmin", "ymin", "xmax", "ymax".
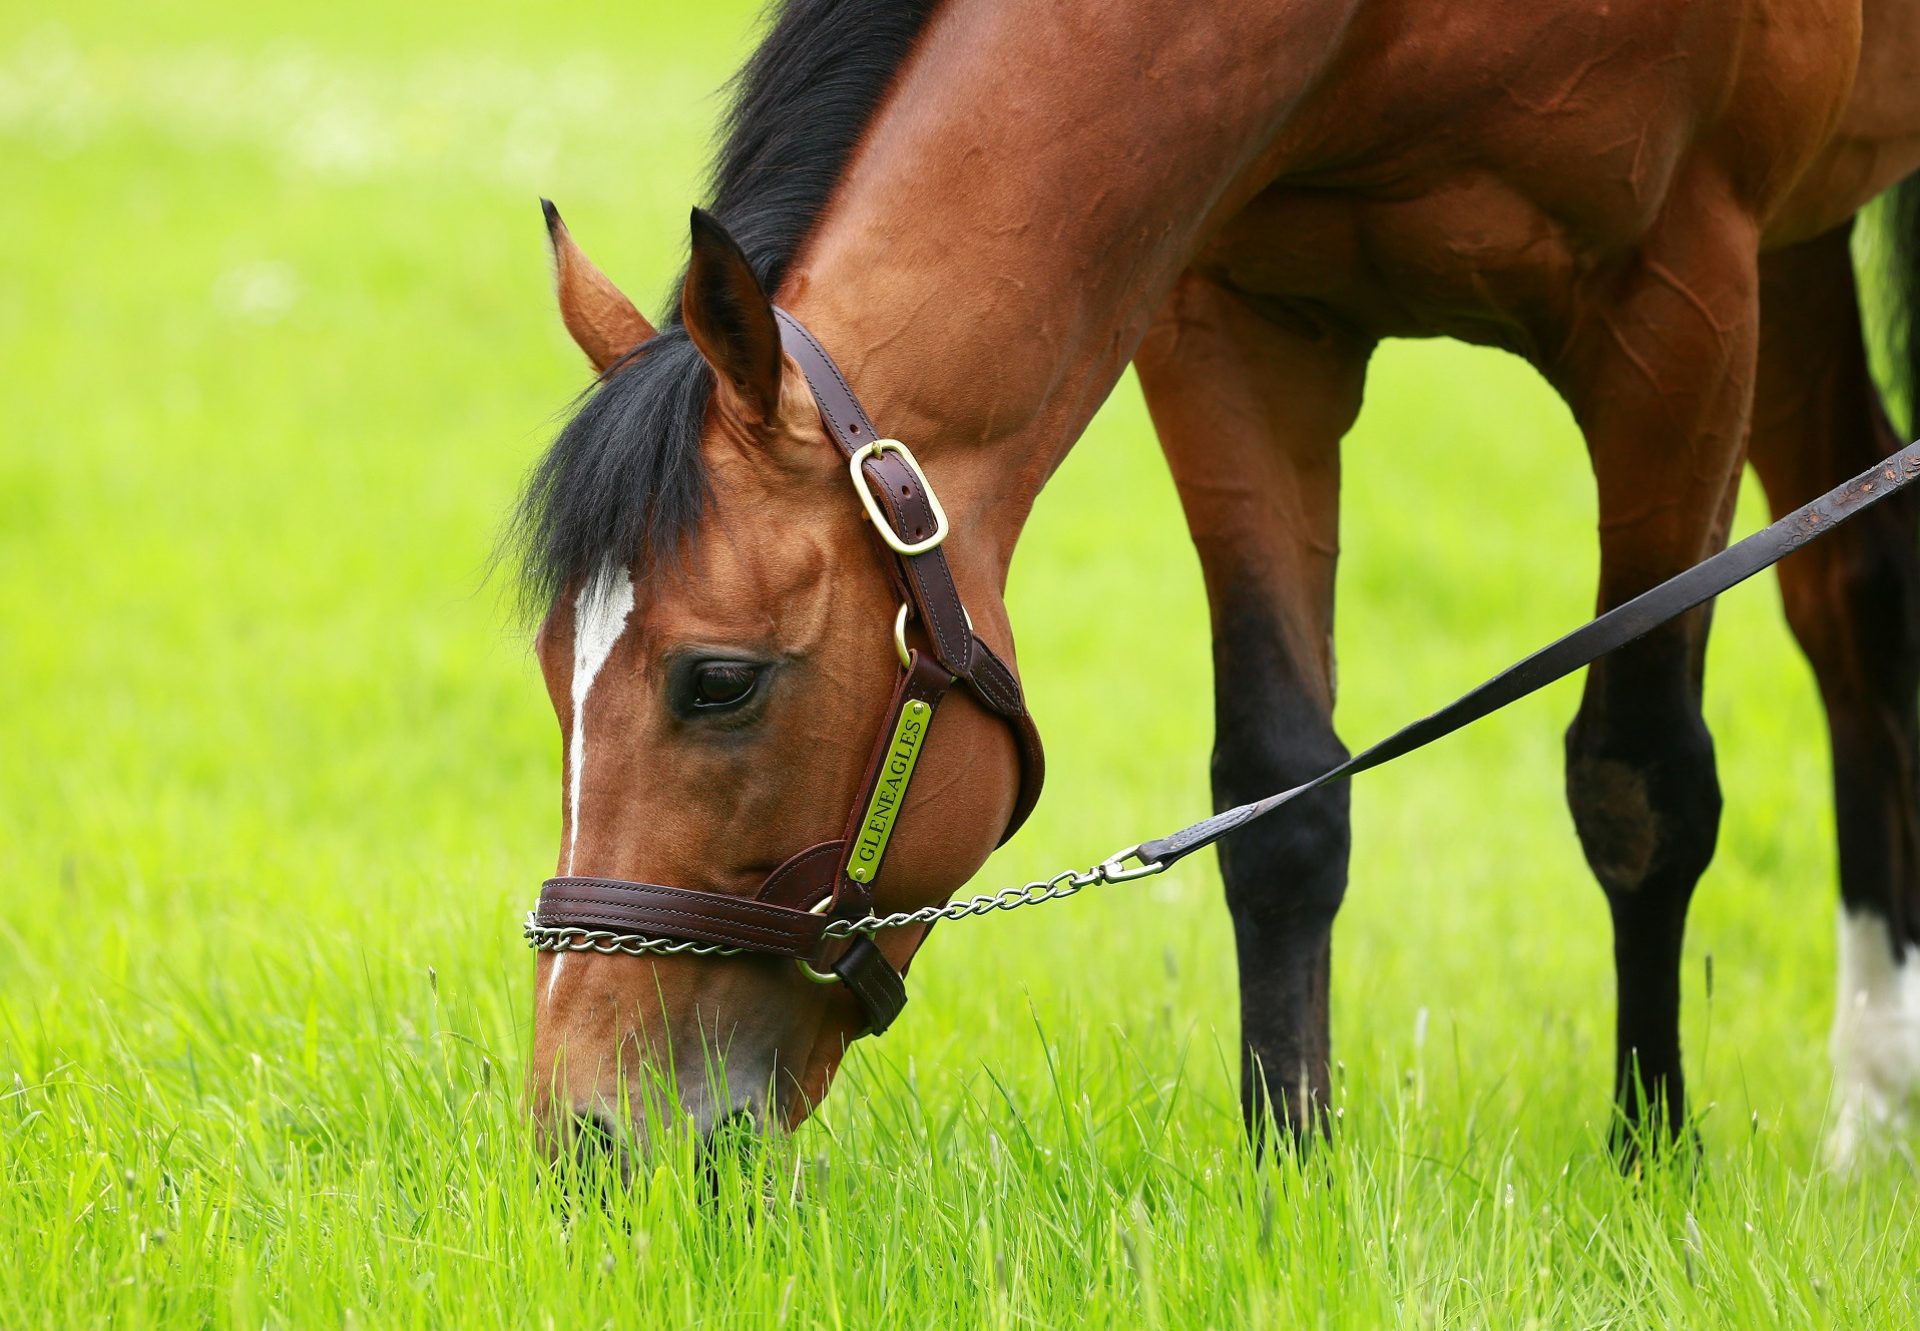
[{"xmin": 3, "ymin": 1, "xmax": 1913, "ymax": 1326}]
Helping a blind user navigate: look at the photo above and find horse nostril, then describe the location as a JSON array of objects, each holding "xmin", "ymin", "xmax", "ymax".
[
  {"xmin": 695, "ymin": 1107, "xmax": 762, "ymax": 1197},
  {"xmin": 700, "ymin": 1107, "xmax": 760, "ymax": 1159},
  {"xmin": 572, "ymin": 1109, "xmax": 633, "ymax": 1184},
  {"xmin": 711, "ymin": 1106, "xmax": 755, "ymax": 1134},
  {"xmin": 572, "ymin": 1109, "xmax": 616, "ymax": 1152}
]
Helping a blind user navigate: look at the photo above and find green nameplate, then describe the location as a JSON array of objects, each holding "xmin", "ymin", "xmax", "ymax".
[{"xmin": 845, "ymin": 699, "xmax": 931, "ymax": 884}]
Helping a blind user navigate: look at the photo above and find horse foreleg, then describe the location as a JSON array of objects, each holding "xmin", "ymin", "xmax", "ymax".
[
  {"xmin": 1136, "ymin": 272, "xmax": 1373, "ymax": 1143},
  {"xmin": 1549, "ymin": 184, "xmax": 1761, "ymax": 1151},
  {"xmin": 1749, "ymin": 223, "xmax": 1920, "ymax": 1170}
]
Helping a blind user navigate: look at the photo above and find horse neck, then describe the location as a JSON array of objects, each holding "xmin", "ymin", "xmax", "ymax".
[{"xmin": 776, "ymin": 0, "xmax": 1358, "ymax": 597}]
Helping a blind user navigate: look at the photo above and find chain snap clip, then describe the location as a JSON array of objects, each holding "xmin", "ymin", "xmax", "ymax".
[{"xmin": 1095, "ymin": 844, "xmax": 1166, "ymax": 883}]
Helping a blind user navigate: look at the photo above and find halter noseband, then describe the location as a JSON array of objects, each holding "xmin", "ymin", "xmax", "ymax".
[{"xmin": 527, "ymin": 309, "xmax": 1047, "ymax": 1033}]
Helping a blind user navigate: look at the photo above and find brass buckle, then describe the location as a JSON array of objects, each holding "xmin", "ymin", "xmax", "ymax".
[
  {"xmin": 892, "ymin": 603, "xmax": 913, "ymax": 670},
  {"xmin": 849, "ymin": 439, "xmax": 950, "ymax": 556},
  {"xmin": 892, "ymin": 601, "xmax": 971, "ymax": 670},
  {"xmin": 796, "ymin": 897, "xmax": 841, "ymax": 985}
]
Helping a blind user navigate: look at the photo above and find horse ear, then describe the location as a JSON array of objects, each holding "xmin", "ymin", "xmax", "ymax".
[
  {"xmin": 542, "ymin": 199, "xmax": 655, "ymax": 373},
  {"xmin": 681, "ymin": 208, "xmax": 783, "ymax": 424}
]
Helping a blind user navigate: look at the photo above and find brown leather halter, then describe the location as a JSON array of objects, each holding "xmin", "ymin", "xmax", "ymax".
[{"xmin": 530, "ymin": 309, "xmax": 1046, "ymax": 1033}]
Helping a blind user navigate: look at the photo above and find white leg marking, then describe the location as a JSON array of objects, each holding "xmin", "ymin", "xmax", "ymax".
[
  {"xmin": 1826, "ymin": 907, "xmax": 1920, "ymax": 1170},
  {"xmin": 566, "ymin": 565, "xmax": 635, "ymax": 876}
]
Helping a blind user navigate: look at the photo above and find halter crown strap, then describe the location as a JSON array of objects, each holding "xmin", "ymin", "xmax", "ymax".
[{"xmin": 775, "ymin": 308, "xmax": 1047, "ymax": 841}]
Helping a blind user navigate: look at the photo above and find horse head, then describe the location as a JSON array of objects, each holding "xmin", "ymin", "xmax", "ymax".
[{"xmin": 522, "ymin": 205, "xmax": 1030, "ymax": 1163}]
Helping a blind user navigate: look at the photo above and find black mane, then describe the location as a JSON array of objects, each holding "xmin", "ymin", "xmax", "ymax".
[{"xmin": 513, "ymin": 0, "xmax": 943, "ymax": 610}]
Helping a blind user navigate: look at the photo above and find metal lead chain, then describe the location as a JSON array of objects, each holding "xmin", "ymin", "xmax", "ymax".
[
  {"xmin": 521, "ymin": 921, "xmax": 747, "ymax": 958},
  {"xmin": 522, "ymin": 844, "xmax": 1165, "ymax": 956},
  {"xmin": 818, "ymin": 864, "xmax": 1101, "ymax": 939}
]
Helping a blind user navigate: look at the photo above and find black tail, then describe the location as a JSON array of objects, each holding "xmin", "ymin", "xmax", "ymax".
[{"xmin": 1877, "ymin": 172, "xmax": 1920, "ymax": 438}]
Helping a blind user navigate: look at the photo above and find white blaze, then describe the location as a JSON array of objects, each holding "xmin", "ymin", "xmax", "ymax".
[
  {"xmin": 1826, "ymin": 907, "xmax": 1920, "ymax": 1170},
  {"xmin": 566, "ymin": 565, "xmax": 636, "ymax": 876}
]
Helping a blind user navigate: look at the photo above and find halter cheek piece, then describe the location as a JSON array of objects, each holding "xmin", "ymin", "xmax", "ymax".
[{"xmin": 529, "ymin": 309, "xmax": 1047, "ymax": 1034}]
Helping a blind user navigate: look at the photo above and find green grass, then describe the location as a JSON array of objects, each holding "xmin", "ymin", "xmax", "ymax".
[{"xmin": 3, "ymin": 2, "xmax": 1917, "ymax": 1326}]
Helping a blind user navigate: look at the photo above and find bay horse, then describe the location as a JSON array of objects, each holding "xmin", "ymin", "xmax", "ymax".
[{"xmin": 518, "ymin": 0, "xmax": 1920, "ymax": 1166}]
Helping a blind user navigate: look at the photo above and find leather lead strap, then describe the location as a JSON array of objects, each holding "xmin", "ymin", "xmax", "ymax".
[{"xmin": 1137, "ymin": 439, "xmax": 1920, "ymax": 869}]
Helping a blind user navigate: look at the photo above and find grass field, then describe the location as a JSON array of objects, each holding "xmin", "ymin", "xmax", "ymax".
[{"xmin": 4, "ymin": 2, "xmax": 1918, "ymax": 1326}]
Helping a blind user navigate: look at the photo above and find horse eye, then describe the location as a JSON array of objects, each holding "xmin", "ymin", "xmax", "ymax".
[{"xmin": 691, "ymin": 661, "xmax": 759, "ymax": 710}]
